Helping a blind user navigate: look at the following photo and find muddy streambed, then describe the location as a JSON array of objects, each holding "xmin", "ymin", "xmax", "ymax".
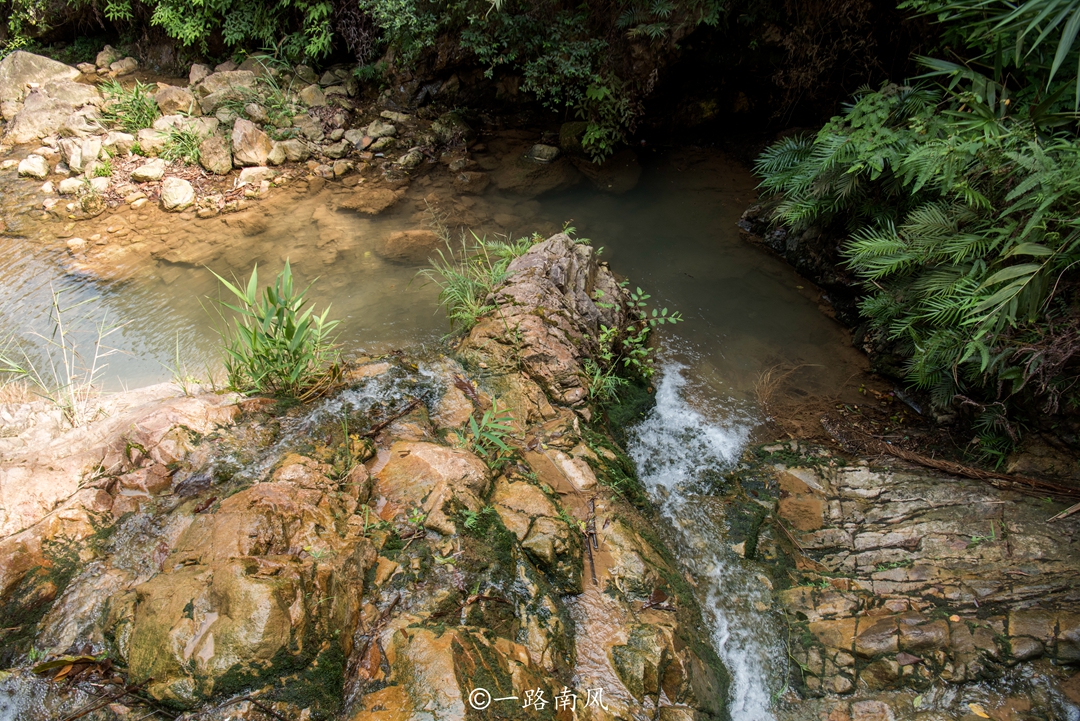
[{"xmin": 0, "ymin": 146, "xmax": 876, "ymax": 719}]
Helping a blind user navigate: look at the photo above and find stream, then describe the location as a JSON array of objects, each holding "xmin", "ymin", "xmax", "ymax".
[{"xmin": 0, "ymin": 146, "xmax": 873, "ymax": 718}]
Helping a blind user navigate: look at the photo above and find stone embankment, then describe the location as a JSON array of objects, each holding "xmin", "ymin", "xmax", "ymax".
[
  {"xmin": 0, "ymin": 235, "xmax": 730, "ymax": 720},
  {"xmin": 732, "ymin": 442, "xmax": 1080, "ymax": 719}
]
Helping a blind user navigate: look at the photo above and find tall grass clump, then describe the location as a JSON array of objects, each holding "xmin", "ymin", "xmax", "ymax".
[
  {"xmin": 210, "ymin": 261, "xmax": 341, "ymax": 399},
  {"xmin": 99, "ymin": 79, "xmax": 160, "ymax": 134},
  {"xmin": 160, "ymin": 126, "xmax": 204, "ymax": 165},
  {"xmin": 417, "ymin": 230, "xmax": 539, "ymax": 332},
  {"xmin": 0, "ymin": 291, "xmax": 123, "ymax": 427}
]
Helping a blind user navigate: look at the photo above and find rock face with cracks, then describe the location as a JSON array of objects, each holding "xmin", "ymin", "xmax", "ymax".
[{"xmin": 0, "ymin": 237, "xmax": 730, "ymax": 720}]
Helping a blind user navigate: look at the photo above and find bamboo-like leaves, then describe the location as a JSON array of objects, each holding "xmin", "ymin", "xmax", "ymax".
[{"xmin": 210, "ymin": 260, "xmax": 340, "ymax": 398}]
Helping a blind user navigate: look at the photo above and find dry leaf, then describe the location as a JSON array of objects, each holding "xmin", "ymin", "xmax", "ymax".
[{"xmin": 968, "ymin": 703, "xmax": 990, "ymax": 718}]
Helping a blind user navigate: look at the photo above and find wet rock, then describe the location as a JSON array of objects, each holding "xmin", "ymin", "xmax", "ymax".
[
  {"xmin": 230, "ymin": 118, "xmax": 273, "ymax": 166},
  {"xmin": 198, "ymin": 135, "xmax": 232, "ymax": 175},
  {"xmin": 155, "ymin": 85, "xmax": 199, "ymax": 116},
  {"xmin": 131, "ymin": 159, "xmax": 165, "ymax": 182},
  {"xmin": 490, "ymin": 151, "xmax": 582, "ymax": 199},
  {"xmin": 337, "ymin": 186, "xmax": 399, "ymax": 215},
  {"xmin": 529, "ymin": 143, "xmax": 559, "ymax": 163},
  {"xmin": 452, "ymin": 170, "xmax": 490, "ymax": 195},
  {"xmin": 396, "ymin": 148, "xmax": 423, "ymax": 169},
  {"xmin": 17, "ymin": 154, "xmax": 49, "ymax": 179},
  {"xmin": 189, "ymin": 63, "xmax": 211, "ymax": 86},
  {"xmin": 299, "ymin": 83, "xmax": 327, "ymax": 107},
  {"xmin": 160, "ymin": 177, "xmax": 195, "ymax": 211},
  {"xmin": 374, "ymin": 441, "xmax": 490, "ymax": 535}
]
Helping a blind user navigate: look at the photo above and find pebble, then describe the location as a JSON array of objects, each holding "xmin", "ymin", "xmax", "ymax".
[
  {"xmin": 131, "ymin": 198, "xmax": 147, "ymax": 210},
  {"xmin": 66, "ymin": 237, "xmax": 87, "ymax": 252}
]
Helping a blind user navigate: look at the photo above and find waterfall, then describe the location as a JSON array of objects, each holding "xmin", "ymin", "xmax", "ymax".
[{"xmin": 627, "ymin": 363, "xmax": 783, "ymax": 721}]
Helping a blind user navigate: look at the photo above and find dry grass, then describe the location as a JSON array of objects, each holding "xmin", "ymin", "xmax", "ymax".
[{"xmin": 0, "ymin": 380, "xmax": 36, "ymax": 404}]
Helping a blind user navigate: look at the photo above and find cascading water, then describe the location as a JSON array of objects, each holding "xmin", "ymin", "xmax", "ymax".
[{"xmin": 627, "ymin": 361, "xmax": 784, "ymax": 720}]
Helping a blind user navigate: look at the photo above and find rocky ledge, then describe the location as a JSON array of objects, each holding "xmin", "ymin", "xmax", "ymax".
[
  {"xmin": 725, "ymin": 442, "xmax": 1080, "ymax": 719},
  {"xmin": 0, "ymin": 235, "xmax": 729, "ymax": 720}
]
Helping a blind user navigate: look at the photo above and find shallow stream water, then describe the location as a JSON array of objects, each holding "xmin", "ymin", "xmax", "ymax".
[{"xmin": 0, "ymin": 146, "xmax": 873, "ymax": 719}]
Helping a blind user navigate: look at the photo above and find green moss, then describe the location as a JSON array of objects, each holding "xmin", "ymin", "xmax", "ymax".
[{"xmin": 600, "ymin": 375, "xmax": 655, "ymax": 446}]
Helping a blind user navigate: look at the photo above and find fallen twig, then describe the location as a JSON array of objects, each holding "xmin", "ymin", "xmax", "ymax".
[
  {"xmin": 59, "ymin": 679, "xmax": 151, "ymax": 721},
  {"xmin": 360, "ymin": 398, "xmax": 422, "ymax": 438}
]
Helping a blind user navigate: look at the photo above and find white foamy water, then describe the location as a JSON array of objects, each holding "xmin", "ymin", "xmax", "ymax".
[{"xmin": 628, "ymin": 363, "xmax": 782, "ymax": 721}]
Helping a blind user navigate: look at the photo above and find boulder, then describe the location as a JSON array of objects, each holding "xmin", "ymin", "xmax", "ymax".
[
  {"xmin": 0, "ymin": 51, "xmax": 80, "ymax": 104},
  {"xmin": 193, "ymin": 70, "xmax": 256, "ymax": 114},
  {"xmin": 294, "ymin": 113, "xmax": 324, "ymax": 142},
  {"xmin": 322, "ymin": 139, "xmax": 349, "ymax": 158},
  {"xmin": 230, "ymin": 118, "xmax": 272, "ymax": 166},
  {"xmin": 277, "ymin": 138, "xmax": 310, "ymax": 162},
  {"xmin": 102, "ymin": 131, "xmax": 135, "ymax": 156},
  {"xmin": 95, "ymin": 46, "xmax": 120, "ymax": 70},
  {"xmin": 236, "ymin": 166, "xmax": 276, "ymax": 187},
  {"xmin": 154, "ymin": 85, "xmax": 199, "ymax": 116},
  {"xmin": 396, "ymin": 148, "xmax": 423, "ymax": 169},
  {"xmin": 109, "ymin": 57, "xmax": 138, "ymax": 77},
  {"xmin": 188, "ymin": 63, "xmax": 211, "ymax": 86},
  {"xmin": 453, "ymin": 170, "xmax": 490, "ymax": 195},
  {"xmin": 299, "ymin": 83, "xmax": 326, "ymax": 107},
  {"xmin": 366, "ymin": 118, "xmax": 396, "ymax": 139},
  {"xmin": 375, "ymin": 229, "xmax": 441, "ymax": 264},
  {"xmin": 4, "ymin": 83, "xmax": 102, "ymax": 145},
  {"xmin": 266, "ymin": 142, "xmax": 286, "ymax": 166},
  {"xmin": 380, "ymin": 110, "xmax": 410, "ymax": 124},
  {"xmin": 490, "ymin": 152, "xmax": 583, "ymax": 199},
  {"xmin": 131, "ymin": 159, "xmax": 165, "ymax": 182},
  {"xmin": 58, "ymin": 107, "xmax": 104, "ymax": 138},
  {"xmin": 528, "ymin": 143, "xmax": 560, "ymax": 163},
  {"xmin": 57, "ymin": 177, "xmax": 84, "ymax": 194},
  {"xmin": 198, "ymin": 135, "xmax": 232, "ymax": 175},
  {"xmin": 58, "ymin": 137, "xmax": 101, "ymax": 173},
  {"xmin": 336, "ymin": 186, "xmax": 399, "ymax": 215},
  {"xmin": 295, "ymin": 64, "xmax": 317, "ymax": 84},
  {"xmin": 17, "ymin": 154, "xmax": 49, "ymax": 179},
  {"xmin": 160, "ymin": 177, "xmax": 195, "ymax": 211},
  {"xmin": 135, "ymin": 128, "xmax": 167, "ymax": 156}
]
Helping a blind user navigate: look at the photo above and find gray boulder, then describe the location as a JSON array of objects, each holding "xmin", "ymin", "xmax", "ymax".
[
  {"xmin": 193, "ymin": 70, "xmax": 256, "ymax": 114},
  {"xmin": 230, "ymin": 118, "xmax": 272, "ymax": 166},
  {"xmin": 135, "ymin": 128, "xmax": 167, "ymax": 156},
  {"xmin": 59, "ymin": 107, "xmax": 104, "ymax": 137},
  {"xmin": 58, "ymin": 177, "xmax": 83, "ymax": 194},
  {"xmin": 277, "ymin": 138, "xmax": 310, "ymax": 162},
  {"xmin": 237, "ymin": 166, "xmax": 276, "ymax": 186},
  {"xmin": 109, "ymin": 57, "xmax": 138, "ymax": 76},
  {"xmin": 17, "ymin": 154, "xmax": 49, "ymax": 179},
  {"xmin": 95, "ymin": 46, "xmax": 121, "ymax": 70},
  {"xmin": 102, "ymin": 131, "xmax": 135, "ymax": 156},
  {"xmin": 160, "ymin": 176, "xmax": 195, "ymax": 211}
]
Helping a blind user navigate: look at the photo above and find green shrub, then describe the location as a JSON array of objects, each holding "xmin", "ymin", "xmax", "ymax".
[
  {"xmin": 99, "ymin": 79, "xmax": 160, "ymax": 134},
  {"xmin": 755, "ymin": 77, "xmax": 1080, "ymax": 420},
  {"xmin": 211, "ymin": 261, "xmax": 341, "ymax": 398}
]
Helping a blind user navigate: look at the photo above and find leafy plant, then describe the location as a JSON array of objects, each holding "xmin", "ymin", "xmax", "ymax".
[
  {"xmin": 462, "ymin": 505, "xmax": 495, "ymax": 530},
  {"xmin": 92, "ymin": 159, "xmax": 113, "ymax": 177},
  {"xmin": 99, "ymin": 79, "xmax": 160, "ymax": 134},
  {"xmin": 465, "ymin": 398, "xmax": 514, "ymax": 462},
  {"xmin": 210, "ymin": 260, "xmax": 341, "ymax": 398},
  {"xmin": 755, "ymin": 67, "xmax": 1080, "ymax": 424},
  {"xmin": 160, "ymin": 125, "xmax": 204, "ymax": 165}
]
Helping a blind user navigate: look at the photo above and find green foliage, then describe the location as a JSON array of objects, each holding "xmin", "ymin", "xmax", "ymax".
[
  {"xmin": 99, "ymin": 79, "xmax": 160, "ymax": 134},
  {"xmin": 220, "ymin": 56, "xmax": 303, "ymax": 127},
  {"xmin": 465, "ymin": 398, "xmax": 514, "ymax": 463},
  {"xmin": 210, "ymin": 261, "xmax": 341, "ymax": 398},
  {"xmin": 418, "ymin": 231, "xmax": 539, "ymax": 332},
  {"xmin": 462, "ymin": 505, "xmax": 496, "ymax": 530},
  {"xmin": 92, "ymin": 159, "xmax": 113, "ymax": 177},
  {"xmin": 756, "ymin": 75, "xmax": 1080, "ymax": 417},
  {"xmin": 160, "ymin": 126, "xmax": 203, "ymax": 165},
  {"xmin": 903, "ymin": 0, "xmax": 1080, "ymax": 109}
]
